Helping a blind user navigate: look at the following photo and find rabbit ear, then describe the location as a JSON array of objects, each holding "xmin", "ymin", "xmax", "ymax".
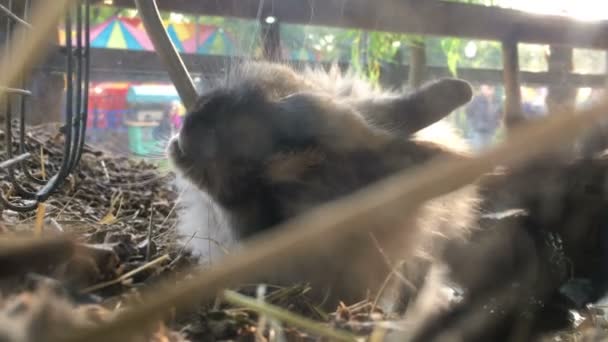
[
  {"xmin": 272, "ymin": 92, "xmax": 389, "ymax": 150},
  {"xmin": 355, "ymin": 78, "xmax": 473, "ymax": 136}
]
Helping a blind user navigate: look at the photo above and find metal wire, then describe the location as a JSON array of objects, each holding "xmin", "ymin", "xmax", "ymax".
[
  {"xmin": 0, "ymin": 0, "xmax": 90, "ymax": 211},
  {"xmin": 16, "ymin": 0, "xmax": 46, "ymax": 186},
  {"xmin": 0, "ymin": 3, "xmax": 30, "ymax": 29}
]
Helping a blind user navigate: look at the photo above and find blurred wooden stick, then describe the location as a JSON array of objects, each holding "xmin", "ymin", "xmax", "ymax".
[
  {"xmin": 54, "ymin": 92, "xmax": 608, "ymax": 342},
  {"xmin": 134, "ymin": 0, "xmax": 198, "ymax": 109},
  {"xmin": 0, "ymin": 0, "xmax": 77, "ymax": 100},
  {"xmin": 0, "ymin": 235, "xmax": 75, "ymax": 278},
  {"xmin": 223, "ymin": 290, "xmax": 358, "ymax": 341}
]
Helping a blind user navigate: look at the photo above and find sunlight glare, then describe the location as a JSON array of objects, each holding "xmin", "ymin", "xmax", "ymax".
[{"xmin": 498, "ymin": 0, "xmax": 608, "ymax": 21}]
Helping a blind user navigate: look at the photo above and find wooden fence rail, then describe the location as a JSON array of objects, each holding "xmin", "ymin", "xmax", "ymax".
[
  {"xmin": 37, "ymin": 49, "xmax": 608, "ymax": 88},
  {"xmin": 100, "ymin": 0, "xmax": 608, "ymax": 50},
  {"xmin": 90, "ymin": 0, "xmax": 608, "ymax": 129}
]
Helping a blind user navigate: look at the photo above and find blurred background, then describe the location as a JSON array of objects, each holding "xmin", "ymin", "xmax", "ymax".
[{"xmin": 20, "ymin": 0, "xmax": 608, "ymax": 158}]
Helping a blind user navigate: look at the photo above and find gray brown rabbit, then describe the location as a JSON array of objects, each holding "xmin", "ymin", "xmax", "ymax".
[
  {"xmin": 169, "ymin": 61, "xmax": 608, "ymax": 341},
  {"xmin": 169, "ymin": 61, "xmax": 477, "ymax": 311}
]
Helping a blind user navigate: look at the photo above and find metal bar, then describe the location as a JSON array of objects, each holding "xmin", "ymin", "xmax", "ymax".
[
  {"xmin": 16, "ymin": 0, "xmax": 46, "ymax": 185},
  {"xmin": 4, "ymin": 97, "xmax": 37, "ymax": 199},
  {"xmin": 35, "ymin": 6, "xmax": 76, "ymax": 202},
  {"xmin": 0, "ymin": 0, "xmax": 39, "ymax": 195},
  {"xmin": 0, "ymin": 193, "xmax": 37, "ymax": 211},
  {"xmin": 68, "ymin": 0, "xmax": 84, "ymax": 172},
  {"xmin": 0, "ymin": 3, "xmax": 31, "ymax": 28},
  {"xmin": 0, "ymin": 152, "xmax": 30, "ymax": 169},
  {"xmin": 0, "ymin": 0, "xmax": 79, "ymax": 100},
  {"xmin": 0, "ymin": 0, "xmax": 85, "ymax": 211},
  {"xmin": 3, "ymin": 0, "xmax": 13, "ymax": 63},
  {"xmin": 18, "ymin": 93, "xmax": 44, "ymax": 185},
  {"xmin": 72, "ymin": 0, "xmax": 90, "ymax": 168},
  {"xmin": 0, "ymin": 87, "xmax": 31, "ymax": 96}
]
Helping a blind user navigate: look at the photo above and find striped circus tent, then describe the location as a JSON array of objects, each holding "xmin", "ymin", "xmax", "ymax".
[
  {"xmin": 58, "ymin": 17, "xmax": 238, "ymax": 56},
  {"xmin": 58, "ymin": 16, "xmax": 153, "ymax": 50},
  {"xmin": 197, "ymin": 25, "xmax": 236, "ymax": 55},
  {"xmin": 164, "ymin": 21, "xmax": 197, "ymax": 53},
  {"xmin": 284, "ymin": 47, "xmax": 321, "ymax": 61},
  {"xmin": 90, "ymin": 17, "xmax": 153, "ymax": 50}
]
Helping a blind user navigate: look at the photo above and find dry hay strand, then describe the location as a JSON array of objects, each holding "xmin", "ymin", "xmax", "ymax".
[
  {"xmin": 0, "ymin": 127, "xmax": 193, "ymax": 340},
  {"xmin": 0, "ymin": 286, "xmax": 187, "ymax": 342}
]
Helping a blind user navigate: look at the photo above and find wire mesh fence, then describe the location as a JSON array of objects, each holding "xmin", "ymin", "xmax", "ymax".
[{"xmin": 0, "ymin": 0, "xmax": 90, "ymax": 211}]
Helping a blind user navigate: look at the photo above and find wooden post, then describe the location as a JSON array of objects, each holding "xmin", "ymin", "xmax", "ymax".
[
  {"xmin": 260, "ymin": 17, "xmax": 281, "ymax": 61},
  {"xmin": 545, "ymin": 45, "xmax": 576, "ymax": 115},
  {"xmin": 408, "ymin": 40, "xmax": 427, "ymax": 88},
  {"xmin": 501, "ymin": 39, "xmax": 523, "ymax": 130}
]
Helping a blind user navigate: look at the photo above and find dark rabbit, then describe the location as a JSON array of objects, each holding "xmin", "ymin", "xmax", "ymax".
[
  {"xmin": 169, "ymin": 61, "xmax": 477, "ymax": 310},
  {"xmin": 169, "ymin": 62, "xmax": 608, "ymax": 340},
  {"xmin": 410, "ymin": 157, "xmax": 608, "ymax": 341}
]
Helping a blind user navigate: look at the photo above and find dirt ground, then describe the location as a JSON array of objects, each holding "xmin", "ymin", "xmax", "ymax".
[{"xmin": 0, "ymin": 123, "xmax": 606, "ymax": 341}]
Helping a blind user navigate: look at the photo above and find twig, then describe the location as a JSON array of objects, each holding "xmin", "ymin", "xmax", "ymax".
[
  {"xmin": 55, "ymin": 189, "xmax": 82, "ymax": 220},
  {"xmin": 192, "ymin": 236, "xmax": 231, "ymax": 256},
  {"xmin": 34, "ymin": 202, "xmax": 46, "ymax": 237},
  {"xmin": 147, "ymin": 206, "xmax": 154, "ymax": 261},
  {"xmin": 81, "ymin": 254, "xmax": 170, "ymax": 294},
  {"xmin": 49, "ymin": 218, "xmax": 65, "ymax": 233},
  {"xmin": 256, "ymin": 285, "xmax": 269, "ymax": 342},
  {"xmin": 40, "ymin": 145, "xmax": 46, "ymax": 180},
  {"xmin": 369, "ymin": 232, "xmax": 415, "ymax": 291},
  {"xmin": 372, "ymin": 269, "xmax": 396, "ymax": 315},
  {"xmin": 52, "ymin": 94, "xmax": 608, "ymax": 342},
  {"xmin": 158, "ymin": 187, "xmax": 184, "ymax": 229},
  {"xmin": 223, "ymin": 290, "xmax": 358, "ymax": 342},
  {"xmin": 100, "ymin": 160, "xmax": 110, "ymax": 182}
]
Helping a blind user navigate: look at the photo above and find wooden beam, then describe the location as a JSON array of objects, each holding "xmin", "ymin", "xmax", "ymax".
[
  {"xmin": 96, "ymin": 0, "xmax": 608, "ymax": 49},
  {"xmin": 502, "ymin": 40, "xmax": 524, "ymax": 129},
  {"xmin": 36, "ymin": 48, "xmax": 608, "ymax": 88}
]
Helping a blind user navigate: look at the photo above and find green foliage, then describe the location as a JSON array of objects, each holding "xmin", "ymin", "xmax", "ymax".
[
  {"xmin": 459, "ymin": 40, "xmax": 502, "ymax": 69},
  {"xmin": 280, "ymin": 24, "xmax": 356, "ymax": 62},
  {"xmin": 518, "ymin": 43, "xmax": 548, "ymax": 71},
  {"xmin": 440, "ymin": 38, "xmax": 463, "ymax": 76},
  {"xmin": 196, "ymin": 16, "xmax": 262, "ymax": 57}
]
